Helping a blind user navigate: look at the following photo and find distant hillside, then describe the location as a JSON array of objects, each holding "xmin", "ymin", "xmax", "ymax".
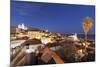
[{"xmin": 27, "ymin": 27, "xmax": 42, "ymax": 31}]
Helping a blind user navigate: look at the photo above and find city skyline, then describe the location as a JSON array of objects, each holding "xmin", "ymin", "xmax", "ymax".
[{"xmin": 11, "ymin": 1, "xmax": 95, "ymax": 34}]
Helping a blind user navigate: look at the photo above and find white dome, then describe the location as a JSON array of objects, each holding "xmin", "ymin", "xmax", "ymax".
[
  {"xmin": 68, "ymin": 33, "xmax": 79, "ymax": 41},
  {"xmin": 18, "ymin": 23, "xmax": 28, "ymax": 30}
]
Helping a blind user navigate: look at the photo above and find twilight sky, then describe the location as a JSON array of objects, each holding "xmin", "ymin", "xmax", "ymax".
[{"xmin": 11, "ymin": 1, "xmax": 95, "ymax": 34}]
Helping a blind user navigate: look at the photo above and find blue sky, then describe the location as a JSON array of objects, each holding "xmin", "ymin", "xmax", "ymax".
[{"xmin": 11, "ymin": 1, "xmax": 95, "ymax": 34}]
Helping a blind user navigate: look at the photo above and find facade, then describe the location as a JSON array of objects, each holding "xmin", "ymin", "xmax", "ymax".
[{"xmin": 28, "ymin": 31, "xmax": 43, "ymax": 39}]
